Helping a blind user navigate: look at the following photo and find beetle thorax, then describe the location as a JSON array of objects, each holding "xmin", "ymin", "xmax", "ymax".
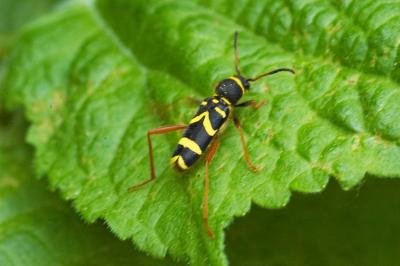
[{"xmin": 215, "ymin": 75, "xmax": 249, "ymax": 104}]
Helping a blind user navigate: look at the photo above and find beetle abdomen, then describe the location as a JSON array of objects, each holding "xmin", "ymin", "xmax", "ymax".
[{"xmin": 171, "ymin": 97, "xmax": 230, "ymax": 170}]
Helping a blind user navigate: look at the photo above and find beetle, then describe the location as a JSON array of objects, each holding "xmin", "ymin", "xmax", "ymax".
[{"xmin": 129, "ymin": 32, "xmax": 294, "ymax": 238}]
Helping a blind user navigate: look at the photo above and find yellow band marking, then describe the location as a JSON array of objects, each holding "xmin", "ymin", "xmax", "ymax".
[
  {"xmin": 201, "ymin": 101, "xmax": 207, "ymax": 106},
  {"xmin": 229, "ymin": 76, "xmax": 245, "ymax": 94},
  {"xmin": 189, "ymin": 111, "xmax": 217, "ymax": 136},
  {"xmin": 171, "ymin": 155, "xmax": 189, "ymax": 170},
  {"xmin": 171, "ymin": 156, "xmax": 178, "ymax": 164},
  {"xmin": 178, "ymin": 137, "xmax": 202, "ymax": 155},
  {"xmin": 214, "ymin": 107, "xmax": 226, "ymax": 118},
  {"xmin": 212, "ymin": 99, "xmax": 219, "ymax": 103},
  {"xmin": 221, "ymin": 97, "xmax": 231, "ymax": 105}
]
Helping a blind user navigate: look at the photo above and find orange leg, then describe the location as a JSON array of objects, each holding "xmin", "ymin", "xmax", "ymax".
[
  {"xmin": 128, "ymin": 124, "xmax": 187, "ymax": 192},
  {"xmin": 251, "ymin": 100, "xmax": 266, "ymax": 109},
  {"xmin": 235, "ymin": 99, "xmax": 266, "ymax": 109},
  {"xmin": 233, "ymin": 117, "xmax": 260, "ymax": 172},
  {"xmin": 203, "ymin": 138, "xmax": 220, "ymax": 239}
]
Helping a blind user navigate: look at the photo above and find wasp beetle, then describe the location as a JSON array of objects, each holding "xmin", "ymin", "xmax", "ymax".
[{"xmin": 129, "ymin": 32, "xmax": 294, "ymax": 238}]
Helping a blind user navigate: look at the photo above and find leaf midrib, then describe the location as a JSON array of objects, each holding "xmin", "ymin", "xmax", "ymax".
[
  {"xmin": 83, "ymin": 4, "xmax": 220, "ymax": 263},
  {"xmin": 89, "ymin": 0, "xmax": 400, "ymax": 221}
]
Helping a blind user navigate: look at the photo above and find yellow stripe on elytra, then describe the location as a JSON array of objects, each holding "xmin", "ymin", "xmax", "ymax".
[
  {"xmin": 178, "ymin": 137, "xmax": 202, "ymax": 155},
  {"xmin": 189, "ymin": 111, "xmax": 217, "ymax": 136},
  {"xmin": 214, "ymin": 107, "xmax": 226, "ymax": 118},
  {"xmin": 170, "ymin": 155, "xmax": 189, "ymax": 170},
  {"xmin": 229, "ymin": 76, "xmax": 245, "ymax": 94}
]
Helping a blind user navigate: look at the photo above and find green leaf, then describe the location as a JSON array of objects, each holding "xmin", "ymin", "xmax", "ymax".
[
  {"xmin": 2, "ymin": 0, "xmax": 400, "ymax": 264},
  {"xmin": 0, "ymin": 113, "xmax": 178, "ymax": 265},
  {"xmin": 0, "ymin": 0, "xmax": 60, "ymax": 34},
  {"xmin": 0, "ymin": 0, "xmax": 61, "ymax": 60}
]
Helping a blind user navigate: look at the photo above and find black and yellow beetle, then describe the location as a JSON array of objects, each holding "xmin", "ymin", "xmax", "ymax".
[{"xmin": 129, "ymin": 32, "xmax": 294, "ymax": 238}]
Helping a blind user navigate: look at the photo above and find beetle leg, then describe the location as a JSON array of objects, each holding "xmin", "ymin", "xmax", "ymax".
[
  {"xmin": 233, "ymin": 117, "xmax": 260, "ymax": 172},
  {"xmin": 203, "ymin": 138, "xmax": 220, "ymax": 239},
  {"xmin": 128, "ymin": 124, "xmax": 187, "ymax": 192},
  {"xmin": 235, "ymin": 100, "xmax": 266, "ymax": 109}
]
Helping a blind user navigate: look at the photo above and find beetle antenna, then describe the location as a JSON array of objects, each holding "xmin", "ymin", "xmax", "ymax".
[
  {"xmin": 234, "ymin": 31, "xmax": 241, "ymax": 76},
  {"xmin": 247, "ymin": 68, "xmax": 295, "ymax": 82}
]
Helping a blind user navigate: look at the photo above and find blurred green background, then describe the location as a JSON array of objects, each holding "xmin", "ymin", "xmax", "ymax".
[{"xmin": 227, "ymin": 178, "xmax": 400, "ymax": 265}]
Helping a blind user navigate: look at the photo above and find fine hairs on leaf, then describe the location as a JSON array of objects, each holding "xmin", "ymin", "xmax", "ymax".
[{"xmin": 2, "ymin": 0, "xmax": 400, "ymax": 265}]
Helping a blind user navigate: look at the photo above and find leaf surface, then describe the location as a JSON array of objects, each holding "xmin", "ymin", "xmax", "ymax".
[
  {"xmin": 0, "ymin": 0, "xmax": 61, "ymax": 59},
  {"xmin": 0, "ymin": 113, "xmax": 180, "ymax": 266},
  {"xmin": 2, "ymin": 1, "xmax": 400, "ymax": 264}
]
